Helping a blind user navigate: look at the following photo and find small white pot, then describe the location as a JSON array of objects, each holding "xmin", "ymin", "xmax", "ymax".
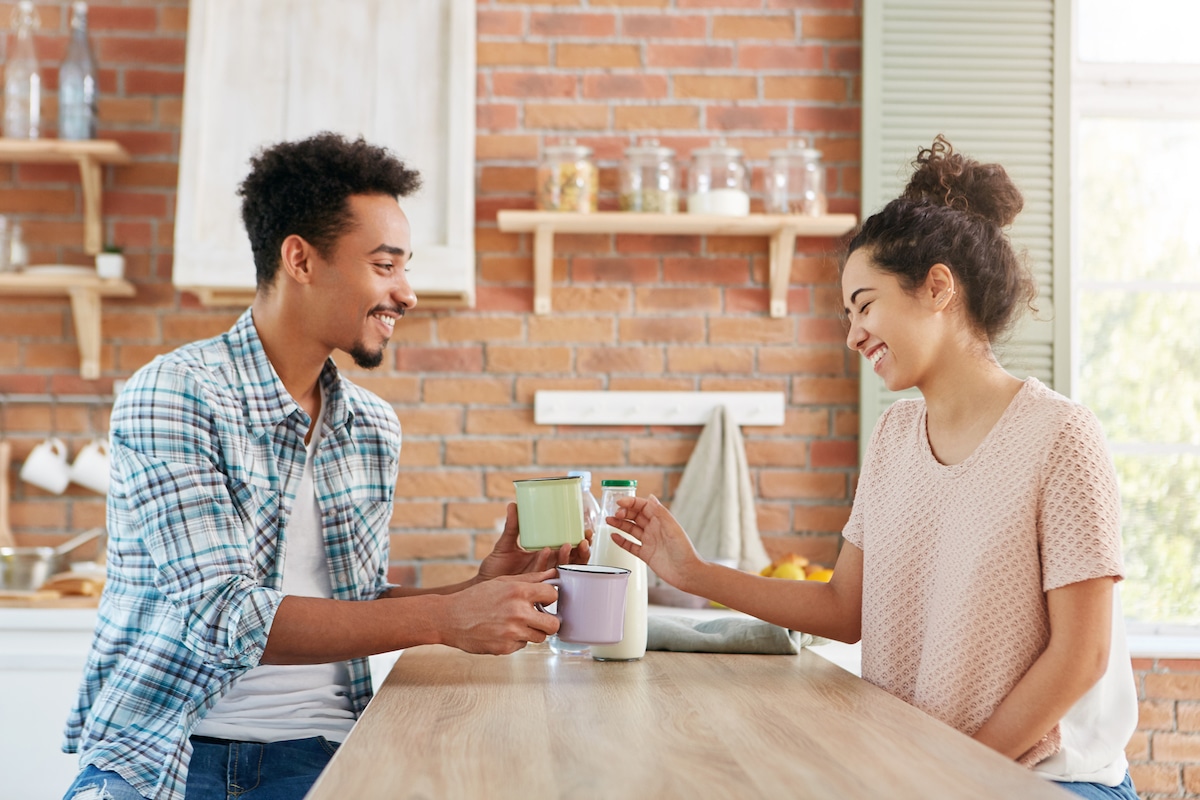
[{"xmin": 95, "ymin": 252, "xmax": 125, "ymax": 279}]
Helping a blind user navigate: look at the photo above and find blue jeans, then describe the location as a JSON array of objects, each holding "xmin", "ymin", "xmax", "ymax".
[
  {"xmin": 1056, "ymin": 771, "xmax": 1139, "ymax": 800},
  {"xmin": 63, "ymin": 736, "xmax": 339, "ymax": 800}
]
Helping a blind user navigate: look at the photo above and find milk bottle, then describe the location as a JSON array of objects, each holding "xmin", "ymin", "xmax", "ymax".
[{"xmin": 591, "ymin": 480, "xmax": 647, "ymax": 661}]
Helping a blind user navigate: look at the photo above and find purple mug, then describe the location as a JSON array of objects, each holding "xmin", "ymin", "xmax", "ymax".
[{"xmin": 539, "ymin": 565, "xmax": 630, "ymax": 645}]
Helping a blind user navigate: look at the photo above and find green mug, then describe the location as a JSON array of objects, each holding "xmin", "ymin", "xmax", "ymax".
[{"xmin": 514, "ymin": 476, "xmax": 585, "ymax": 551}]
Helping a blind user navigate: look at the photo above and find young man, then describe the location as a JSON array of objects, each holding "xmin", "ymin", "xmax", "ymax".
[{"xmin": 63, "ymin": 134, "xmax": 584, "ymax": 800}]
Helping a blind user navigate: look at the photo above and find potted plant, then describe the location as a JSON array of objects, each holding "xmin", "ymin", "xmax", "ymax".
[{"xmin": 95, "ymin": 244, "xmax": 124, "ymax": 279}]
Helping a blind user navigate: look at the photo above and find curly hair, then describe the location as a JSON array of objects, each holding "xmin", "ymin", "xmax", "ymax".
[
  {"xmin": 238, "ymin": 132, "xmax": 422, "ymax": 289},
  {"xmin": 846, "ymin": 135, "xmax": 1037, "ymax": 343}
]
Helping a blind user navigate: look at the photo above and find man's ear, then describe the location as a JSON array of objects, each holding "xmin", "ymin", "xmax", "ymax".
[
  {"xmin": 924, "ymin": 263, "xmax": 956, "ymax": 310},
  {"xmin": 278, "ymin": 234, "xmax": 317, "ymax": 286}
]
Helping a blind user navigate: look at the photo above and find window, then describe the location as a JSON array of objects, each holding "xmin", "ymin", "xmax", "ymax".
[{"xmin": 1073, "ymin": 0, "xmax": 1200, "ymax": 627}]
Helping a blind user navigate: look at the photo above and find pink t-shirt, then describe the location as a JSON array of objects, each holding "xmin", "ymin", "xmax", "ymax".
[{"xmin": 843, "ymin": 378, "xmax": 1134, "ymax": 776}]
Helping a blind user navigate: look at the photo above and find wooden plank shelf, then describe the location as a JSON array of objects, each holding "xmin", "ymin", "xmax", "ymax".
[
  {"xmin": 0, "ymin": 272, "xmax": 136, "ymax": 379},
  {"xmin": 0, "ymin": 138, "xmax": 132, "ymax": 255},
  {"xmin": 496, "ymin": 210, "xmax": 858, "ymax": 317}
]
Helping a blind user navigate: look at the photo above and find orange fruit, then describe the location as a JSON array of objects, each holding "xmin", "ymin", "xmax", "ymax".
[{"xmin": 806, "ymin": 568, "xmax": 834, "ymax": 582}]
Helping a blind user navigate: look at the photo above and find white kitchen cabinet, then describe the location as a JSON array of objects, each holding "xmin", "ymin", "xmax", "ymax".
[
  {"xmin": 0, "ymin": 609, "xmax": 96, "ymax": 799},
  {"xmin": 174, "ymin": 0, "xmax": 476, "ymax": 308},
  {"xmin": 0, "ymin": 608, "xmax": 402, "ymax": 799}
]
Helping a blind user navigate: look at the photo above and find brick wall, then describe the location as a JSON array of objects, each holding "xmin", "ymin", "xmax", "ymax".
[{"xmin": 0, "ymin": 3, "xmax": 1195, "ymax": 797}]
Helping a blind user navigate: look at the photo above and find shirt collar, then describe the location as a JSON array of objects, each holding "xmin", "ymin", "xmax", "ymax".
[{"xmin": 227, "ymin": 309, "xmax": 352, "ymax": 437}]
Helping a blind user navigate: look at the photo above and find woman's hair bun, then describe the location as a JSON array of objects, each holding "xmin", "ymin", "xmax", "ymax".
[{"xmin": 901, "ymin": 134, "xmax": 1023, "ymax": 228}]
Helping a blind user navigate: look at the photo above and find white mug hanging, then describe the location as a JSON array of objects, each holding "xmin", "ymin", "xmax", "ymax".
[
  {"xmin": 19, "ymin": 437, "xmax": 71, "ymax": 494},
  {"xmin": 69, "ymin": 438, "xmax": 111, "ymax": 495}
]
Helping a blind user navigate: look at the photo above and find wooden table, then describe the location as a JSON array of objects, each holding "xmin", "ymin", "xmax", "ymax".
[{"xmin": 306, "ymin": 644, "xmax": 1069, "ymax": 799}]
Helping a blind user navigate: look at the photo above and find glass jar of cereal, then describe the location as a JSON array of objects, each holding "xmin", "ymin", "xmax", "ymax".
[{"xmin": 537, "ymin": 140, "xmax": 598, "ymax": 213}]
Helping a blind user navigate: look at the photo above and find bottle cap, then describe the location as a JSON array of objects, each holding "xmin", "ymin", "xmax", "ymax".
[
  {"xmin": 567, "ymin": 470, "xmax": 592, "ymax": 488},
  {"xmin": 600, "ymin": 479, "xmax": 637, "ymax": 487}
]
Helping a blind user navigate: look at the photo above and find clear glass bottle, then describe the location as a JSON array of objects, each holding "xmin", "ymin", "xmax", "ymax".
[
  {"xmin": 59, "ymin": 1, "xmax": 98, "ymax": 140},
  {"xmin": 549, "ymin": 470, "xmax": 602, "ymax": 657},
  {"xmin": 9, "ymin": 222, "xmax": 28, "ymax": 270},
  {"xmin": 766, "ymin": 140, "xmax": 827, "ymax": 216},
  {"xmin": 618, "ymin": 140, "xmax": 679, "ymax": 213},
  {"xmin": 686, "ymin": 142, "xmax": 750, "ymax": 216},
  {"xmin": 536, "ymin": 140, "xmax": 598, "ymax": 213},
  {"xmin": 591, "ymin": 479, "xmax": 647, "ymax": 662},
  {"xmin": 4, "ymin": 1, "xmax": 43, "ymax": 139}
]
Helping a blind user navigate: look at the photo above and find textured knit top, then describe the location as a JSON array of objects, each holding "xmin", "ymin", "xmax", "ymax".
[{"xmin": 843, "ymin": 377, "xmax": 1137, "ymax": 781}]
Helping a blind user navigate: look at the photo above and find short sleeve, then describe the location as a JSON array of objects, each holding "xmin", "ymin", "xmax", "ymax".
[
  {"xmin": 842, "ymin": 403, "xmax": 898, "ymax": 550},
  {"xmin": 1038, "ymin": 404, "xmax": 1124, "ymax": 591}
]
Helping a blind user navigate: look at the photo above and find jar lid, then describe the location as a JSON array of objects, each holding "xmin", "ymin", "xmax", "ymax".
[
  {"xmin": 770, "ymin": 141, "xmax": 822, "ymax": 160},
  {"xmin": 544, "ymin": 143, "xmax": 594, "ymax": 159},
  {"xmin": 624, "ymin": 143, "xmax": 675, "ymax": 158},
  {"xmin": 600, "ymin": 479, "xmax": 637, "ymax": 487}
]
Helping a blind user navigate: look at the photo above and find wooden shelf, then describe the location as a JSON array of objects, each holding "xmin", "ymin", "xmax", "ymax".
[
  {"xmin": 0, "ymin": 272, "xmax": 136, "ymax": 379},
  {"xmin": 182, "ymin": 285, "xmax": 473, "ymax": 310},
  {"xmin": 496, "ymin": 210, "xmax": 858, "ymax": 317},
  {"xmin": 0, "ymin": 138, "xmax": 132, "ymax": 255}
]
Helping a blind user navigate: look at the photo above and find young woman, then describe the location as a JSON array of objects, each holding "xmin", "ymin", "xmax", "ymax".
[{"xmin": 607, "ymin": 136, "xmax": 1139, "ymax": 799}]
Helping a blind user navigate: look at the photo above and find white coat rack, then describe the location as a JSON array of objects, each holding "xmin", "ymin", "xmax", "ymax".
[{"xmin": 534, "ymin": 391, "xmax": 785, "ymax": 427}]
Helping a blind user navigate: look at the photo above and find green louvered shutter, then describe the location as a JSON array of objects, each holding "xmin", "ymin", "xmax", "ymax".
[{"xmin": 859, "ymin": 0, "xmax": 1070, "ymax": 452}]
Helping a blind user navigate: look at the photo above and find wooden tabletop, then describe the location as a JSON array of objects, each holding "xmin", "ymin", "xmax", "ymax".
[{"xmin": 306, "ymin": 644, "xmax": 1068, "ymax": 800}]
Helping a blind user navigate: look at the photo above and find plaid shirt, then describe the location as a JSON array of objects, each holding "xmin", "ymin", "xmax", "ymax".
[{"xmin": 64, "ymin": 310, "xmax": 400, "ymax": 800}]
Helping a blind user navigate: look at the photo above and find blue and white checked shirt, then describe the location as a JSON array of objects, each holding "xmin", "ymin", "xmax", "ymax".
[{"xmin": 64, "ymin": 310, "xmax": 401, "ymax": 800}]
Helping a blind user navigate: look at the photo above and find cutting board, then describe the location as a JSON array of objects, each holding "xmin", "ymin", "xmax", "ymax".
[{"xmin": 0, "ymin": 590, "xmax": 100, "ymax": 608}]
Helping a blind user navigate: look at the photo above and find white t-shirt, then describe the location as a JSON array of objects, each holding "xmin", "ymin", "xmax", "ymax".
[{"xmin": 194, "ymin": 395, "xmax": 356, "ymax": 743}]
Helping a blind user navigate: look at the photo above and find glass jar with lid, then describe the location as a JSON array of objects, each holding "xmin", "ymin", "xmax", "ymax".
[
  {"xmin": 687, "ymin": 142, "xmax": 750, "ymax": 216},
  {"xmin": 766, "ymin": 140, "xmax": 827, "ymax": 216},
  {"xmin": 537, "ymin": 140, "xmax": 598, "ymax": 213},
  {"xmin": 618, "ymin": 140, "xmax": 679, "ymax": 213}
]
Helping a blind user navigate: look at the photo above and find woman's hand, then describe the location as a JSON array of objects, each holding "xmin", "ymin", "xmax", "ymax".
[
  {"xmin": 605, "ymin": 494, "xmax": 703, "ymax": 589},
  {"xmin": 477, "ymin": 502, "xmax": 591, "ymax": 581}
]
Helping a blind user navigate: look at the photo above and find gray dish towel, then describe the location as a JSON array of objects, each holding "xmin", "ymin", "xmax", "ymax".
[
  {"xmin": 668, "ymin": 406, "xmax": 771, "ymax": 575},
  {"xmin": 647, "ymin": 614, "xmax": 824, "ymax": 655}
]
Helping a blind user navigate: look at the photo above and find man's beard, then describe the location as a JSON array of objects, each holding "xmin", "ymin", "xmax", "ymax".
[{"xmin": 348, "ymin": 341, "xmax": 385, "ymax": 369}]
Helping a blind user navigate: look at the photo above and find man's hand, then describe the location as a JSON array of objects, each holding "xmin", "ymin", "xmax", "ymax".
[
  {"xmin": 441, "ymin": 570, "xmax": 561, "ymax": 655},
  {"xmin": 477, "ymin": 502, "xmax": 591, "ymax": 581}
]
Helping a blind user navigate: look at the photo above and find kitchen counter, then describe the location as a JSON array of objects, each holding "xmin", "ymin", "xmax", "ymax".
[{"xmin": 305, "ymin": 644, "xmax": 1069, "ymax": 800}]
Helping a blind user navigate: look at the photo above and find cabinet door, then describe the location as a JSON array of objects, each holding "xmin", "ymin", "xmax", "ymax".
[{"xmin": 174, "ymin": 0, "xmax": 475, "ymax": 305}]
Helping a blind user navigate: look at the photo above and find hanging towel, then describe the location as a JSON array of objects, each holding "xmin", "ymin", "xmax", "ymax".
[{"xmin": 668, "ymin": 405, "xmax": 770, "ymax": 574}]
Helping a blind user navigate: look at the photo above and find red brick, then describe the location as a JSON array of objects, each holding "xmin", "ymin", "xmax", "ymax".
[
  {"xmin": 524, "ymin": 104, "xmax": 608, "ymax": 130},
  {"xmin": 1128, "ymin": 762, "xmax": 1179, "ymax": 794},
  {"xmin": 477, "ymin": 103, "xmax": 519, "ymax": 130},
  {"xmin": 529, "ymin": 317, "xmax": 614, "ymax": 343},
  {"xmin": 391, "ymin": 534, "xmax": 470, "ymax": 561},
  {"xmin": 803, "ymin": 13, "xmax": 862, "ymax": 40},
  {"xmin": 424, "ymin": 378, "xmax": 512, "ymax": 405},
  {"xmin": 1146, "ymin": 673, "xmax": 1200, "ymax": 700},
  {"xmin": 738, "ymin": 44, "xmax": 824, "ymax": 70},
  {"xmin": 97, "ymin": 36, "xmax": 186, "ymax": 65},
  {"xmin": 487, "ymin": 346, "xmax": 572, "ymax": 373},
  {"xmin": 159, "ymin": 6, "xmax": 189, "ymax": 33},
  {"xmin": 629, "ymin": 438, "xmax": 695, "ymax": 466},
  {"xmin": 713, "ymin": 15, "xmax": 796, "ymax": 40},
  {"xmin": 445, "ymin": 440, "xmax": 532, "ymax": 467},
  {"xmin": 556, "ymin": 44, "xmax": 641, "ymax": 68},
  {"xmin": 583, "ymin": 74, "xmax": 669, "ymax": 100},
  {"xmin": 707, "ymin": 105, "xmax": 790, "ymax": 131},
  {"xmin": 91, "ymin": 6, "xmax": 158, "ymax": 31},
  {"xmin": 614, "ymin": 105, "xmax": 701, "ymax": 131},
  {"xmin": 745, "ymin": 440, "xmax": 808, "ymax": 468},
  {"xmin": 810, "ymin": 440, "xmax": 857, "ymax": 468},
  {"xmin": 395, "ymin": 347, "xmax": 483, "ymax": 373},
  {"xmin": 477, "ymin": 41, "xmax": 549, "ymax": 66},
  {"xmin": 646, "ymin": 45, "xmax": 735, "ymax": 69},
  {"xmin": 1153, "ymin": 731, "xmax": 1200, "ymax": 762},
  {"xmin": 618, "ymin": 318, "xmax": 705, "ymax": 343},
  {"xmin": 1185, "ymin": 765, "xmax": 1200, "ymax": 794},
  {"xmin": 792, "ymin": 504, "xmax": 851, "ymax": 533},
  {"xmin": 537, "ymin": 438, "xmax": 625, "ymax": 466},
  {"xmin": 576, "ymin": 345, "xmax": 663, "ymax": 374},
  {"xmin": 478, "ymin": 10, "xmax": 524, "ymax": 36},
  {"xmin": 666, "ymin": 345, "xmax": 754, "ymax": 373},
  {"xmin": 621, "ymin": 14, "xmax": 706, "ymax": 38},
  {"xmin": 675, "ymin": 75, "xmax": 758, "ymax": 100},
  {"xmin": 492, "ymin": 72, "xmax": 577, "ymax": 98},
  {"xmin": 466, "ymin": 409, "xmax": 542, "ymax": 436},
  {"xmin": 529, "ymin": 12, "xmax": 616, "ymax": 37},
  {"xmin": 636, "ymin": 287, "xmax": 721, "ymax": 313}
]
